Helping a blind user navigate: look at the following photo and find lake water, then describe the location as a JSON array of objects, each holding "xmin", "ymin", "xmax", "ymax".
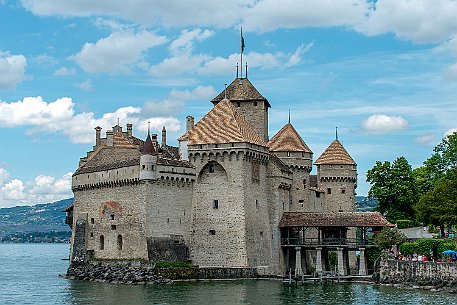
[{"xmin": 1, "ymin": 243, "xmax": 457, "ymax": 305}]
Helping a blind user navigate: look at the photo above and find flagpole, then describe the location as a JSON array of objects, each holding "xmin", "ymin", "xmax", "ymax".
[{"xmin": 240, "ymin": 27, "xmax": 243, "ymax": 78}]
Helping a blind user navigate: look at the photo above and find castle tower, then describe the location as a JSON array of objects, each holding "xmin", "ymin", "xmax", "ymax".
[
  {"xmin": 314, "ymin": 139, "xmax": 357, "ymax": 213},
  {"xmin": 211, "ymin": 78, "xmax": 270, "ymax": 142},
  {"xmin": 269, "ymin": 122, "xmax": 313, "ymax": 212},
  {"xmin": 187, "ymin": 98, "xmax": 272, "ymax": 270},
  {"xmin": 139, "ymin": 127, "xmax": 158, "ymax": 181}
]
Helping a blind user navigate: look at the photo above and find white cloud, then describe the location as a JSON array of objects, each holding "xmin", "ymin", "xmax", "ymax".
[
  {"xmin": 35, "ymin": 53, "xmax": 58, "ymax": 66},
  {"xmin": 169, "ymin": 28, "xmax": 214, "ymax": 55},
  {"xmin": 359, "ymin": 0, "xmax": 457, "ymax": 44},
  {"xmin": 72, "ymin": 30, "xmax": 166, "ymax": 73},
  {"xmin": 0, "ymin": 168, "xmax": 73, "ymax": 208},
  {"xmin": 0, "ymin": 168, "xmax": 9, "ymax": 186},
  {"xmin": 0, "ymin": 91, "xmax": 201, "ymax": 143},
  {"xmin": 0, "ymin": 52, "xmax": 27, "ymax": 89},
  {"xmin": 75, "ymin": 79, "xmax": 92, "ymax": 90},
  {"xmin": 21, "ymin": 0, "xmax": 245, "ymax": 28},
  {"xmin": 243, "ymin": 0, "xmax": 369, "ymax": 32},
  {"xmin": 54, "ymin": 67, "xmax": 76, "ymax": 76},
  {"xmin": 149, "ymin": 54, "xmax": 209, "ymax": 77},
  {"xmin": 414, "ymin": 133, "xmax": 435, "ymax": 146},
  {"xmin": 361, "ymin": 114, "xmax": 409, "ymax": 134}
]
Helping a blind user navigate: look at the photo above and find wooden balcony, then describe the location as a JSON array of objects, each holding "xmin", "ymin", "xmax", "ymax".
[{"xmin": 281, "ymin": 237, "xmax": 374, "ymax": 249}]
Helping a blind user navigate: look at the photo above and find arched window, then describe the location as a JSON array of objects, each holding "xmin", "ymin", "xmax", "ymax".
[
  {"xmin": 117, "ymin": 234, "xmax": 123, "ymax": 250},
  {"xmin": 99, "ymin": 235, "xmax": 105, "ymax": 250}
]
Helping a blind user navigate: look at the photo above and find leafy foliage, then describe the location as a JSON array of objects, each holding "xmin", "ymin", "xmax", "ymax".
[
  {"xmin": 154, "ymin": 261, "xmax": 195, "ymax": 268},
  {"xmin": 366, "ymin": 157, "xmax": 418, "ymax": 222},
  {"xmin": 395, "ymin": 219, "xmax": 419, "ymax": 229},
  {"xmin": 415, "ymin": 168, "xmax": 457, "ymax": 227},
  {"xmin": 372, "ymin": 227, "xmax": 407, "ymax": 250},
  {"xmin": 399, "ymin": 238, "xmax": 456, "ymax": 257}
]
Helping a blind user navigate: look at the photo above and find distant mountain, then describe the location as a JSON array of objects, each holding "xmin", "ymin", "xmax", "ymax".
[
  {"xmin": 355, "ymin": 196, "xmax": 378, "ymax": 212},
  {"xmin": 0, "ymin": 198, "xmax": 73, "ymax": 241}
]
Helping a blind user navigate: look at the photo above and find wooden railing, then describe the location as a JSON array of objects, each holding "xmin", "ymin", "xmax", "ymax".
[{"xmin": 281, "ymin": 237, "xmax": 372, "ymax": 247}]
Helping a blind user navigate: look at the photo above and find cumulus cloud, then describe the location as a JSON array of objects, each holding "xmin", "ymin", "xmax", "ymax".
[
  {"xmin": 0, "ymin": 168, "xmax": 72, "ymax": 208},
  {"xmin": 0, "ymin": 84, "xmax": 212, "ymax": 143},
  {"xmin": 169, "ymin": 28, "xmax": 214, "ymax": 55},
  {"xmin": 20, "ymin": 0, "xmax": 245, "ymax": 27},
  {"xmin": 54, "ymin": 67, "xmax": 76, "ymax": 76},
  {"xmin": 361, "ymin": 114, "xmax": 409, "ymax": 134},
  {"xmin": 243, "ymin": 0, "xmax": 369, "ymax": 31},
  {"xmin": 72, "ymin": 30, "xmax": 167, "ymax": 73},
  {"xmin": 359, "ymin": 0, "xmax": 457, "ymax": 44},
  {"xmin": 0, "ymin": 52, "xmax": 27, "ymax": 89}
]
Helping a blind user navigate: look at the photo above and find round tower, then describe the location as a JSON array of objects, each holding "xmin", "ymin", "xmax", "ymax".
[
  {"xmin": 140, "ymin": 126, "xmax": 158, "ymax": 180},
  {"xmin": 314, "ymin": 139, "xmax": 357, "ymax": 213},
  {"xmin": 268, "ymin": 122, "xmax": 313, "ymax": 212}
]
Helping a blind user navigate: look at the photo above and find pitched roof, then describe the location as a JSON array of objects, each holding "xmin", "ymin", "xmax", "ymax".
[
  {"xmin": 112, "ymin": 132, "xmax": 137, "ymax": 148},
  {"xmin": 269, "ymin": 123, "xmax": 312, "ymax": 153},
  {"xmin": 314, "ymin": 140, "xmax": 356, "ymax": 165},
  {"xmin": 188, "ymin": 99, "xmax": 267, "ymax": 147},
  {"xmin": 279, "ymin": 212, "xmax": 394, "ymax": 228},
  {"xmin": 74, "ymin": 147, "xmax": 141, "ymax": 175},
  {"xmin": 211, "ymin": 78, "xmax": 270, "ymax": 107}
]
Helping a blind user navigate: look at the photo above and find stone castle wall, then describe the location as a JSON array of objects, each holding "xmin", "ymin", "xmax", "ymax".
[
  {"xmin": 317, "ymin": 164, "xmax": 357, "ymax": 213},
  {"xmin": 231, "ymin": 100, "xmax": 269, "ymax": 142}
]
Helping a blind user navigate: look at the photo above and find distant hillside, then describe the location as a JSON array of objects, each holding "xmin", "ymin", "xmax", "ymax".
[
  {"xmin": 355, "ymin": 196, "xmax": 378, "ymax": 212},
  {"xmin": 0, "ymin": 198, "xmax": 73, "ymax": 239}
]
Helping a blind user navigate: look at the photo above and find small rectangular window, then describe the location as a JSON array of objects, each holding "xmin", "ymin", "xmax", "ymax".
[
  {"xmin": 316, "ymin": 192, "xmax": 321, "ymax": 198},
  {"xmin": 298, "ymin": 199, "xmax": 304, "ymax": 203},
  {"xmin": 254, "ymin": 102, "xmax": 258, "ymax": 106},
  {"xmin": 209, "ymin": 230, "xmax": 216, "ymax": 235},
  {"xmin": 142, "ymin": 165, "xmax": 145, "ymax": 169},
  {"xmin": 91, "ymin": 218, "xmax": 95, "ymax": 224},
  {"xmin": 90, "ymin": 232, "xmax": 94, "ymax": 237},
  {"xmin": 212, "ymin": 199, "xmax": 219, "ymax": 209},
  {"xmin": 255, "ymin": 199, "xmax": 259, "ymax": 210},
  {"xmin": 327, "ymin": 188, "xmax": 331, "ymax": 194},
  {"xmin": 110, "ymin": 214, "xmax": 115, "ymax": 220},
  {"xmin": 111, "ymin": 225, "xmax": 116, "ymax": 230},
  {"xmin": 341, "ymin": 189, "xmax": 346, "ymax": 194}
]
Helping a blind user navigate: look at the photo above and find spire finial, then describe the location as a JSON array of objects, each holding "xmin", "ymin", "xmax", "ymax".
[
  {"xmin": 224, "ymin": 83, "xmax": 227, "ymax": 99},
  {"xmin": 117, "ymin": 117, "xmax": 120, "ymax": 126},
  {"xmin": 148, "ymin": 121, "xmax": 151, "ymax": 136},
  {"xmin": 336, "ymin": 127, "xmax": 338, "ymax": 140},
  {"xmin": 245, "ymin": 62, "xmax": 248, "ymax": 79},
  {"xmin": 236, "ymin": 63, "xmax": 239, "ymax": 78},
  {"xmin": 288, "ymin": 110, "xmax": 291, "ymax": 124}
]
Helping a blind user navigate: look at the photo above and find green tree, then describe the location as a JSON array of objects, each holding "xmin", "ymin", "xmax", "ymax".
[
  {"xmin": 373, "ymin": 227, "xmax": 407, "ymax": 250},
  {"xmin": 366, "ymin": 156, "xmax": 418, "ymax": 222},
  {"xmin": 415, "ymin": 168, "xmax": 457, "ymax": 235}
]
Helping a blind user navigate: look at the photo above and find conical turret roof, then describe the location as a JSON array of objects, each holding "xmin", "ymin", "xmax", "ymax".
[
  {"xmin": 141, "ymin": 132, "xmax": 156, "ymax": 155},
  {"xmin": 314, "ymin": 140, "xmax": 356, "ymax": 165},
  {"xmin": 188, "ymin": 98, "xmax": 267, "ymax": 147},
  {"xmin": 269, "ymin": 123, "xmax": 312, "ymax": 153},
  {"xmin": 211, "ymin": 78, "xmax": 270, "ymax": 107}
]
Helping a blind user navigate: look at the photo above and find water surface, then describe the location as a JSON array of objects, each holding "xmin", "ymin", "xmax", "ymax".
[{"xmin": 1, "ymin": 243, "xmax": 456, "ymax": 305}]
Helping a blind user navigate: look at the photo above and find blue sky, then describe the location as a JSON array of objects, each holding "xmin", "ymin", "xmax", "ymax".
[{"xmin": 1, "ymin": 0, "xmax": 457, "ymax": 208}]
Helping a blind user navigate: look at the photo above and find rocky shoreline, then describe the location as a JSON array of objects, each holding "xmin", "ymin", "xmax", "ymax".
[
  {"xmin": 65, "ymin": 261, "xmax": 259, "ymax": 285},
  {"xmin": 380, "ymin": 283, "xmax": 457, "ymax": 294}
]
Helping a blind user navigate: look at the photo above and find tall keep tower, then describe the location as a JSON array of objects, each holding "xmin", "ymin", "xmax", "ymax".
[
  {"xmin": 314, "ymin": 139, "xmax": 357, "ymax": 213},
  {"xmin": 211, "ymin": 78, "xmax": 270, "ymax": 142}
]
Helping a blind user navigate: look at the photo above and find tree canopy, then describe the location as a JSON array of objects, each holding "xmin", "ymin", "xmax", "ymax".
[{"xmin": 366, "ymin": 156, "xmax": 418, "ymax": 222}]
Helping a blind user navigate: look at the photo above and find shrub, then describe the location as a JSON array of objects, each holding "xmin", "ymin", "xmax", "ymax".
[
  {"xmin": 396, "ymin": 219, "xmax": 418, "ymax": 229},
  {"xmin": 399, "ymin": 238, "xmax": 456, "ymax": 257}
]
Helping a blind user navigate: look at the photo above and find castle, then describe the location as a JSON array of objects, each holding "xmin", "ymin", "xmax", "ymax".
[{"xmin": 68, "ymin": 76, "xmax": 392, "ymax": 276}]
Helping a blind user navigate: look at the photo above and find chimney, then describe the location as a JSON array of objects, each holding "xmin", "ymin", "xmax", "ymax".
[
  {"xmin": 95, "ymin": 126, "xmax": 102, "ymax": 147},
  {"xmin": 161, "ymin": 126, "xmax": 167, "ymax": 147},
  {"xmin": 186, "ymin": 115, "xmax": 194, "ymax": 132},
  {"xmin": 106, "ymin": 130, "xmax": 114, "ymax": 146},
  {"xmin": 126, "ymin": 123, "xmax": 133, "ymax": 137}
]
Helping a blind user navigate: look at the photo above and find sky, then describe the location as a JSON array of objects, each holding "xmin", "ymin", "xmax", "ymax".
[{"xmin": 1, "ymin": 0, "xmax": 457, "ymax": 208}]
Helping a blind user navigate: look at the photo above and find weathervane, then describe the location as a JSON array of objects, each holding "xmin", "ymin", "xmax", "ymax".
[{"xmin": 240, "ymin": 27, "xmax": 245, "ymax": 78}]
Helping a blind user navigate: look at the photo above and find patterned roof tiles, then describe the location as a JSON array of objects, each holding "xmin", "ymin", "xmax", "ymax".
[
  {"xmin": 188, "ymin": 99, "xmax": 267, "ymax": 147},
  {"xmin": 314, "ymin": 140, "xmax": 356, "ymax": 165},
  {"xmin": 211, "ymin": 78, "xmax": 270, "ymax": 107},
  {"xmin": 268, "ymin": 123, "xmax": 312, "ymax": 153},
  {"xmin": 113, "ymin": 132, "xmax": 137, "ymax": 148}
]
